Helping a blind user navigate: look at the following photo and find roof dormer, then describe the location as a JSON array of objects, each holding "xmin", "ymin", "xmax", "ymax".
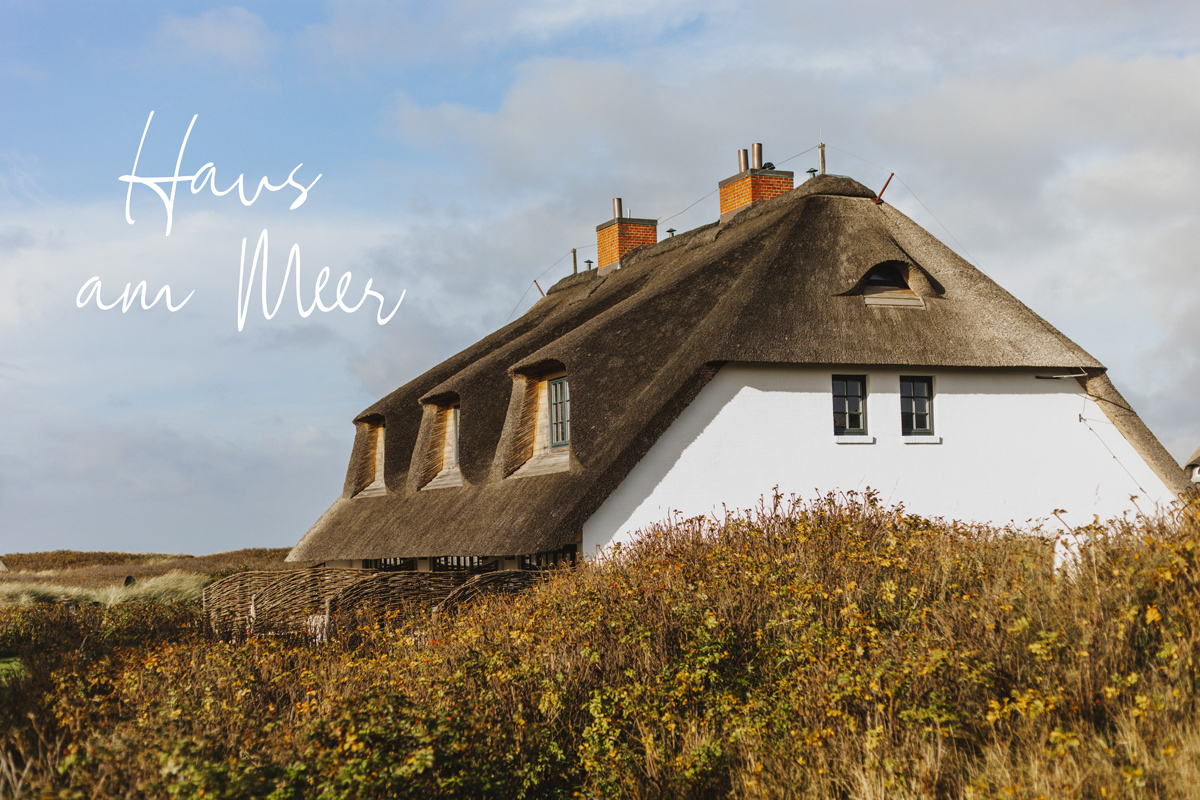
[
  {"xmin": 412, "ymin": 393, "xmax": 464, "ymax": 491},
  {"xmin": 843, "ymin": 260, "xmax": 942, "ymax": 308}
]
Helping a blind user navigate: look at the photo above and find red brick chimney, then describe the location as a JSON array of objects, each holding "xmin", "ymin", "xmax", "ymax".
[
  {"xmin": 596, "ymin": 198, "xmax": 657, "ymax": 274},
  {"xmin": 718, "ymin": 143, "xmax": 794, "ymax": 223}
]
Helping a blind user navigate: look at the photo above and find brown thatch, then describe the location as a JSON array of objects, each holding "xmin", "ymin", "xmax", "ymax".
[{"xmin": 289, "ymin": 173, "xmax": 1178, "ymax": 563}]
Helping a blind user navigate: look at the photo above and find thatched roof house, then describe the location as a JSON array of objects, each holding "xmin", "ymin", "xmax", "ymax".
[
  {"xmin": 290, "ymin": 147, "xmax": 1190, "ymax": 570},
  {"xmin": 1186, "ymin": 447, "xmax": 1200, "ymax": 483}
]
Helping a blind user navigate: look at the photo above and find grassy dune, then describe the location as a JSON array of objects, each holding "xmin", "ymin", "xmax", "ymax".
[
  {"xmin": 1, "ymin": 495, "xmax": 1198, "ymax": 799},
  {"xmin": 0, "ymin": 547, "xmax": 313, "ymax": 601},
  {"xmin": 0, "ymin": 570, "xmax": 210, "ymax": 606}
]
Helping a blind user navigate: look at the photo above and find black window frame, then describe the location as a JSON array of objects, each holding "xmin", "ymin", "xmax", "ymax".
[
  {"xmin": 900, "ymin": 376, "xmax": 934, "ymax": 436},
  {"xmin": 832, "ymin": 375, "xmax": 867, "ymax": 435}
]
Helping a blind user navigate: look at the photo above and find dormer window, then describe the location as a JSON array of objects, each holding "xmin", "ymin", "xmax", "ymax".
[
  {"xmin": 506, "ymin": 366, "xmax": 572, "ymax": 478},
  {"xmin": 421, "ymin": 400, "xmax": 463, "ymax": 490},
  {"xmin": 353, "ymin": 418, "xmax": 386, "ymax": 497},
  {"xmin": 861, "ymin": 262, "xmax": 924, "ymax": 307},
  {"xmin": 866, "ymin": 264, "xmax": 906, "ymax": 288}
]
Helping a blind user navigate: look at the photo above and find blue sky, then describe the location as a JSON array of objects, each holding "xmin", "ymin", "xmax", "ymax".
[{"xmin": 3, "ymin": 1, "xmax": 1200, "ymax": 554}]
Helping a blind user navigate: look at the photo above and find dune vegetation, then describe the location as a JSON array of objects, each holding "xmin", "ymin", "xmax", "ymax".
[
  {"xmin": 1, "ymin": 494, "xmax": 1198, "ymax": 799},
  {"xmin": 0, "ymin": 547, "xmax": 307, "ymax": 594}
]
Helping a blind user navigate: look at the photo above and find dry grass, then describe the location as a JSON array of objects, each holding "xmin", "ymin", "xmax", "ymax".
[
  {"xmin": 0, "ymin": 547, "xmax": 314, "ymax": 593},
  {"xmin": 0, "ymin": 570, "xmax": 211, "ymax": 607},
  {"xmin": 1, "ymin": 493, "xmax": 1198, "ymax": 799}
]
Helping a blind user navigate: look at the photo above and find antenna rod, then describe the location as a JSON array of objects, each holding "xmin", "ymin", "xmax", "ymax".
[
  {"xmin": 872, "ymin": 173, "xmax": 894, "ymax": 205},
  {"xmin": 818, "ymin": 142, "xmax": 826, "ymax": 176}
]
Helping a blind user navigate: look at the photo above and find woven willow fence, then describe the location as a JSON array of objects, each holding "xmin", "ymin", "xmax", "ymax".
[
  {"xmin": 204, "ymin": 565, "xmax": 545, "ymax": 640},
  {"xmin": 202, "ymin": 571, "xmax": 288, "ymax": 640}
]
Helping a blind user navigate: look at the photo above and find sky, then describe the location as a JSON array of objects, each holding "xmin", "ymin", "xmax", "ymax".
[{"xmin": 2, "ymin": 1, "xmax": 1199, "ymax": 555}]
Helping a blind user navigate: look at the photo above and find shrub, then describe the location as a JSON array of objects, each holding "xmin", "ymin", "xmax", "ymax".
[{"xmin": 2, "ymin": 494, "xmax": 1198, "ymax": 799}]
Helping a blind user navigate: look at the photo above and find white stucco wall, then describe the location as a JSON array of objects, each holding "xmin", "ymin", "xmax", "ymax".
[{"xmin": 582, "ymin": 364, "xmax": 1178, "ymax": 557}]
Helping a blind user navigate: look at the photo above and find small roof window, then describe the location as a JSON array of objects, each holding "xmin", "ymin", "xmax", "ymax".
[{"xmin": 860, "ymin": 262, "xmax": 924, "ymax": 308}]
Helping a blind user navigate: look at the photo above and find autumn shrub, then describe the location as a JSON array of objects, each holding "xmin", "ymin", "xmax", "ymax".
[{"xmin": 2, "ymin": 493, "xmax": 1198, "ymax": 799}]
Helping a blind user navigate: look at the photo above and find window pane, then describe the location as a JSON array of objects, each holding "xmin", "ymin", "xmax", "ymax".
[
  {"xmin": 549, "ymin": 377, "xmax": 570, "ymax": 447},
  {"xmin": 900, "ymin": 377, "xmax": 933, "ymax": 435},
  {"xmin": 832, "ymin": 375, "xmax": 867, "ymax": 434}
]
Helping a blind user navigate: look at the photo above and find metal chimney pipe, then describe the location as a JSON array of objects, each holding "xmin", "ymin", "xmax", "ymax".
[
  {"xmin": 613, "ymin": 198, "xmax": 623, "ymax": 219},
  {"xmin": 738, "ymin": 149, "xmax": 749, "ymax": 172},
  {"xmin": 818, "ymin": 143, "xmax": 826, "ymax": 176},
  {"xmin": 752, "ymin": 143, "xmax": 763, "ymax": 169},
  {"xmin": 572, "ymin": 247, "xmax": 578, "ymax": 274}
]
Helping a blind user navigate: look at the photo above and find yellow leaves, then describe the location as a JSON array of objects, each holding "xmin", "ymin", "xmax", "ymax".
[
  {"xmin": 1121, "ymin": 764, "xmax": 1145, "ymax": 786},
  {"xmin": 880, "ymin": 580, "xmax": 897, "ymax": 604},
  {"xmin": 987, "ymin": 688, "xmax": 1059, "ymax": 723},
  {"xmin": 1007, "ymin": 617, "xmax": 1031, "ymax": 634},
  {"xmin": 919, "ymin": 649, "xmax": 948, "ymax": 676},
  {"xmin": 1145, "ymin": 605, "xmax": 1161, "ymax": 625},
  {"xmin": 1047, "ymin": 727, "xmax": 1080, "ymax": 758}
]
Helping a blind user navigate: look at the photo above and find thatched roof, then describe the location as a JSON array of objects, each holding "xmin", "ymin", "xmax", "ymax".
[
  {"xmin": 290, "ymin": 174, "xmax": 1178, "ymax": 562},
  {"xmin": 1187, "ymin": 447, "xmax": 1200, "ymax": 470},
  {"xmin": 0, "ymin": 557, "xmax": 7, "ymax": 573}
]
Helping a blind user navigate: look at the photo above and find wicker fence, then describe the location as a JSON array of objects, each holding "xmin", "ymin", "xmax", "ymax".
[{"xmin": 204, "ymin": 565, "xmax": 545, "ymax": 640}]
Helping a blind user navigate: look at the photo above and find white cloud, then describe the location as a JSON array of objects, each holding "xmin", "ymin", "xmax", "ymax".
[
  {"xmin": 11, "ymin": 0, "xmax": 1200, "ymax": 553},
  {"xmin": 155, "ymin": 7, "xmax": 275, "ymax": 71}
]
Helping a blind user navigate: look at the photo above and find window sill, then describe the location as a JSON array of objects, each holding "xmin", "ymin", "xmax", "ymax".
[
  {"xmin": 422, "ymin": 464, "xmax": 463, "ymax": 490},
  {"xmin": 355, "ymin": 478, "xmax": 387, "ymax": 498},
  {"xmin": 510, "ymin": 447, "xmax": 571, "ymax": 478},
  {"xmin": 834, "ymin": 435, "xmax": 875, "ymax": 444},
  {"xmin": 902, "ymin": 435, "xmax": 942, "ymax": 444}
]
